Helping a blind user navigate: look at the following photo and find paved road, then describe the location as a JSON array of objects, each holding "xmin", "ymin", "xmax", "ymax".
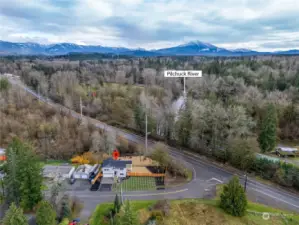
[{"xmin": 4, "ymin": 74, "xmax": 299, "ymax": 218}]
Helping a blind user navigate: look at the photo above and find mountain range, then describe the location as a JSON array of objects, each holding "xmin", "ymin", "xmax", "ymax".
[{"xmin": 0, "ymin": 40, "xmax": 298, "ymax": 57}]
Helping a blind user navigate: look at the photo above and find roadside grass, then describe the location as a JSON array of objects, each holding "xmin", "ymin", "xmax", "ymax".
[
  {"xmin": 187, "ymin": 169, "xmax": 193, "ymax": 182},
  {"xmin": 40, "ymin": 159, "xmax": 70, "ymax": 166},
  {"xmin": 216, "ymin": 184, "xmax": 292, "ymax": 213},
  {"xmin": 215, "ymin": 184, "xmax": 299, "ymax": 224},
  {"xmin": 89, "ymin": 200, "xmax": 156, "ymax": 225},
  {"xmin": 89, "ymin": 198, "xmax": 299, "ymax": 225},
  {"xmin": 89, "ymin": 203, "xmax": 114, "ymax": 225},
  {"xmin": 112, "ymin": 177, "xmax": 156, "ymax": 192}
]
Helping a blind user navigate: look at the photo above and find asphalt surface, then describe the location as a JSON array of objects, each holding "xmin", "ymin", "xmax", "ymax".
[{"xmin": 4, "ymin": 74, "xmax": 299, "ymax": 219}]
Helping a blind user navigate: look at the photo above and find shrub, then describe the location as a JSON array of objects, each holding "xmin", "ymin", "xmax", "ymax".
[
  {"xmin": 150, "ymin": 143, "xmax": 188, "ymax": 178},
  {"xmin": 220, "ymin": 176, "xmax": 247, "ymax": 217},
  {"xmin": 58, "ymin": 218, "xmax": 69, "ymax": 225},
  {"xmin": 227, "ymin": 137, "xmax": 258, "ymax": 171},
  {"xmin": 152, "ymin": 200, "xmax": 170, "ymax": 216},
  {"xmin": 0, "ymin": 78, "xmax": 10, "ymax": 91},
  {"xmin": 2, "ymin": 203, "xmax": 28, "ymax": 225},
  {"xmin": 150, "ymin": 210, "xmax": 164, "ymax": 220},
  {"xmin": 70, "ymin": 197, "xmax": 83, "ymax": 218},
  {"xmin": 36, "ymin": 200, "xmax": 57, "ymax": 225}
]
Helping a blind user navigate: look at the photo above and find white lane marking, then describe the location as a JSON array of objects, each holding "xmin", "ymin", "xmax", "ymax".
[
  {"xmin": 206, "ymin": 178, "xmax": 223, "ymax": 184},
  {"xmin": 66, "ymin": 188, "xmax": 189, "ymax": 198},
  {"xmin": 211, "ymin": 178, "xmax": 223, "ymax": 183},
  {"xmin": 174, "ymin": 150, "xmax": 299, "ymax": 202},
  {"xmin": 252, "ymin": 187, "xmax": 299, "ymax": 209}
]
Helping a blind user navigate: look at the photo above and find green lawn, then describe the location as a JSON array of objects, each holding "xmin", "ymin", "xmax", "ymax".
[
  {"xmin": 40, "ymin": 159, "xmax": 71, "ymax": 167},
  {"xmin": 89, "ymin": 200, "xmax": 156, "ymax": 225},
  {"xmin": 112, "ymin": 177, "xmax": 156, "ymax": 192},
  {"xmin": 89, "ymin": 203, "xmax": 114, "ymax": 225},
  {"xmin": 89, "ymin": 198, "xmax": 299, "ymax": 225}
]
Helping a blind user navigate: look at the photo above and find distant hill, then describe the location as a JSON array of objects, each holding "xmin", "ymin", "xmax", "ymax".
[{"xmin": 0, "ymin": 40, "xmax": 298, "ymax": 57}]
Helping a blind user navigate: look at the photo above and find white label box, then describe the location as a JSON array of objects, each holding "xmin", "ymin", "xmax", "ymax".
[{"xmin": 164, "ymin": 70, "xmax": 202, "ymax": 77}]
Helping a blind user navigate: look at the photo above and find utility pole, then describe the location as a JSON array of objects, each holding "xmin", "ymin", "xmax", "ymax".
[
  {"xmin": 244, "ymin": 173, "xmax": 248, "ymax": 192},
  {"xmin": 144, "ymin": 75, "xmax": 148, "ymax": 156},
  {"xmin": 80, "ymin": 97, "xmax": 83, "ymax": 120},
  {"xmin": 120, "ymin": 183, "xmax": 123, "ymax": 204},
  {"xmin": 145, "ymin": 110, "xmax": 148, "ymax": 155},
  {"xmin": 37, "ymin": 86, "xmax": 40, "ymax": 104},
  {"xmin": 183, "ymin": 77, "xmax": 186, "ymax": 97}
]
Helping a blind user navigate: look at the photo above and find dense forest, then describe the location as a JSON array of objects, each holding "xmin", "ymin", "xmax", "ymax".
[
  {"xmin": 0, "ymin": 84, "xmax": 126, "ymax": 160},
  {"xmin": 1, "ymin": 55, "xmax": 299, "ymax": 158}
]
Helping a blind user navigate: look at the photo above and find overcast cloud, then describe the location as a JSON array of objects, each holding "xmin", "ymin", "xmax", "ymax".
[{"xmin": 0, "ymin": 0, "xmax": 298, "ymax": 51}]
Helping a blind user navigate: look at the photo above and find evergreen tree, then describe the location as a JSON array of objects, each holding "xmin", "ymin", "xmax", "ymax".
[
  {"xmin": 134, "ymin": 104, "xmax": 145, "ymax": 130},
  {"xmin": 59, "ymin": 195, "xmax": 71, "ymax": 222},
  {"xmin": 3, "ymin": 138, "xmax": 26, "ymax": 206},
  {"xmin": 4, "ymin": 138, "xmax": 43, "ymax": 210},
  {"xmin": 220, "ymin": 176, "xmax": 247, "ymax": 216},
  {"xmin": 114, "ymin": 194, "xmax": 121, "ymax": 213},
  {"xmin": 50, "ymin": 179, "xmax": 64, "ymax": 208},
  {"xmin": 119, "ymin": 200, "xmax": 139, "ymax": 225},
  {"xmin": 0, "ymin": 78, "xmax": 10, "ymax": 91},
  {"xmin": 36, "ymin": 200, "xmax": 57, "ymax": 225},
  {"xmin": 19, "ymin": 145, "xmax": 43, "ymax": 211},
  {"xmin": 2, "ymin": 203, "xmax": 29, "ymax": 225},
  {"xmin": 266, "ymin": 73, "xmax": 276, "ymax": 91},
  {"xmin": 258, "ymin": 104, "xmax": 278, "ymax": 153},
  {"xmin": 175, "ymin": 99, "xmax": 192, "ymax": 147}
]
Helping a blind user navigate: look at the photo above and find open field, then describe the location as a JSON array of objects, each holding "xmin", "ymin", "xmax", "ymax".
[
  {"xmin": 156, "ymin": 199, "xmax": 299, "ymax": 225},
  {"xmin": 89, "ymin": 198, "xmax": 299, "ymax": 225},
  {"xmin": 89, "ymin": 200, "xmax": 156, "ymax": 225},
  {"xmin": 112, "ymin": 177, "xmax": 156, "ymax": 192}
]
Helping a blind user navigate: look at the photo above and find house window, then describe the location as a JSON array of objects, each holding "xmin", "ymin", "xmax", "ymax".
[
  {"xmin": 120, "ymin": 173, "xmax": 124, "ymax": 176},
  {"xmin": 103, "ymin": 169, "xmax": 109, "ymax": 171}
]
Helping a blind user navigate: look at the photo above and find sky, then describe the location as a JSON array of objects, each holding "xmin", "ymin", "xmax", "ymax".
[{"xmin": 0, "ymin": 0, "xmax": 298, "ymax": 51}]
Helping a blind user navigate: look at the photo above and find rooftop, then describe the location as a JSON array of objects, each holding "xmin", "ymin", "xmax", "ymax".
[{"xmin": 102, "ymin": 158, "xmax": 132, "ymax": 169}]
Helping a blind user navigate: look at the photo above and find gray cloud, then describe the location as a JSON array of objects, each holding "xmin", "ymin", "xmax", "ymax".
[{"xmin": 0, "ymin": 0, "xmax": 298, "ymax": 50}]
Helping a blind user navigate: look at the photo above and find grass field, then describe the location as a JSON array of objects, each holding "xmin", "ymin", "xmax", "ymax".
[
  {"xmin": 89, "ymin": 198, "xmax": 299, "ymax": 225},
  {"xmin": 159, "ymin": 199, "xmax": 299, "ymax": 225},
  {"xmin": 112, "ymin": 177, "xmax": 157, "ymax": 192},
  {"xmin": 89, "ymin": 183, "xmax": 299, "ymax": 225},
  {"xmin": 40, "ymin": 159, "xmax": 70, "ymax": 166},
  {"xmin": 89, "ymin": 200, "xmax": 156, "ymax": 225}
]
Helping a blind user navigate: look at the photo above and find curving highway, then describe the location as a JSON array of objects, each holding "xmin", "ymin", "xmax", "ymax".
[{"xmin": 4, "ymin": 74, "xmax": 299, "ymax": 218}]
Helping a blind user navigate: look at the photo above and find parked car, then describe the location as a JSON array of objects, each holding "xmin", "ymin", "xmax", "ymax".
[{"xmin": 275, "ymin": 147, "xmax": 299, "ymax": 157}]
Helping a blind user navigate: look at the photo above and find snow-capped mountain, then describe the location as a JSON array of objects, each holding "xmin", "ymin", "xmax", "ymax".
[
  {"xmin": 155, "ymin": 41, "xmax": 230, "ymax": 55},
  {"xmin": 0, "ymin": 40, "xmax": 46, "ymax": 55},
  {"xmin": 0, "ymin": 40, "xmax": 298, "ymax": 56},
  {"xmin": 230, "ymin": 48, "xmax": 257, "ymax": 53},
  {"xmin": 0, "ymin": 41, "xmax": 131, "ymax": 55},
  {"xmin": 273, "ymin": 49, "xmax": 299, "ymax": 55}
]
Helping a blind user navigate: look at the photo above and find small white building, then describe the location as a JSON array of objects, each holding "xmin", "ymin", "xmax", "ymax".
[{"xmin": 101, "ymin": 158, "xmax": 132, "ymax": 178}]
